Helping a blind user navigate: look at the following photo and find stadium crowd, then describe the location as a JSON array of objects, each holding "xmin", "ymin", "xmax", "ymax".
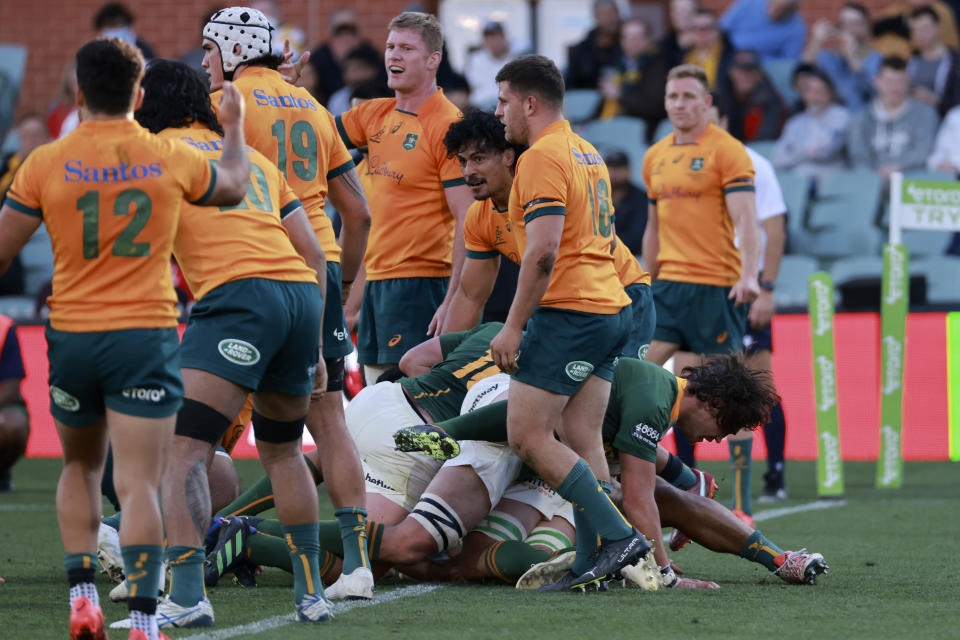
[{"xmin": 5, "ymin": 0, "xmax": 957, "ymax": 637}]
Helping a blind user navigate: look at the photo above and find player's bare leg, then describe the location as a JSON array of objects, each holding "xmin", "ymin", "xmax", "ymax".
[
  {"xmin": 643, "ymin": 340, "xmax": 680, "ymax": 366},
  {"xmin": 305, "ymin": 388, "xmax": 372, "ymax": 597}
]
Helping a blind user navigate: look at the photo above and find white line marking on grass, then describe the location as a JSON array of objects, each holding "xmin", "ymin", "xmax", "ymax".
[
  {"xmin": 183, "ymin": 583, "xmax": 443, "ymax": 640},
  {"xmin": 753, "ymin": 499, "xmax": 846, "ymax": 523},
  {"xmin": 0, "ymin": 503, "xmax": 54, "ymax": 511}
]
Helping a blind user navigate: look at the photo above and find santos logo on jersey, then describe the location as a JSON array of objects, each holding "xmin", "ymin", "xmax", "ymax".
[
  {"xmin": 252, "ymin": 88, "xmax": 319, "ymax": 111},
  {"xmin": 64, "ymin": 160, "xmax": 162, "ymax": 183}
]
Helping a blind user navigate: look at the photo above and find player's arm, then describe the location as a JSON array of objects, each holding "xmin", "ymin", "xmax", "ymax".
[
  {"xmin": 398, "ymin": 337, "xmax": 443, "ymax": 377},
  {"xmin": 748, "ymin": 213, "xmax": 785, "ymax": 329},
  {"xmin": 0, "ymin": 206, "xmax": 41, "ymax": 277},
  {"xmin": 428, "ymin": 183, "xmax": 473, "ymax": 336},
  {"xmin": 443, "ymin": 255, "xmax": 500, "ymax": 333},
  {"xmin": 327, "ymin": 166, "xmax": 371, "ymax": 289},
  {"xmin": 282, "ymin": 205, "xmax": 329, "ymax": 395},
  {"xmin": 725, "ymin": 191, "xmax": 761, "ymax": 306},
  {"xmin": 490, "ymin": 214, "xmax": 562, "ymax": 374},
  {"xmin": 641, "ymin": 202, "xmax": 660, "ymax": 278},
  {"xmin": 620, "ymin": 452, "xmax": 719, "ymax": 589},
  {"xmin": 203, "ymin": 82, "xmax": 251, "ymax": 206}
]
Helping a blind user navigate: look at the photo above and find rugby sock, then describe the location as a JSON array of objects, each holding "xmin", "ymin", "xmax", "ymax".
[
  {"xmin": 672, "ymin": 425, "xmax": 697, "ymax": 467},
  {"xmin": 729, "ymin": 439, "xmax": 753, "ymax": 515},
  {"xmin": 165, "ymin": 545, "xmax": 206, "ymax": 607},
  {"xmin": 659, "ymin": 452, "xmax": 698, "ymax": 490},
  {"xmin": 436, "ymin": 401, "xmax": 508, "ymax": 441},
  {"xmin": 481, "ymin": 541, "xmax": 551, "ymax": 583},
  {"xmin": 738, "ymin": 531, "xmax": 784, "ymax": 572},
  {"xmin": 260, "ymin": 518, "xmax": 384, "ymax": 564},
  {"xmin": 122, "ymin": 544, "xmax": 163, "ymax": 639},
  {"xmin": 102, "ymin": 511, "xmax": 122, "ymax": 531},
  {"xmin": 335, "ymin": 507, "xmax": 370, "ymax": 574},
  {"xmin": 283, "ymin": 522, "xmax": 322, "ymax": 602},
  {"xmin": 247, "ymin": 531, "xmax": 293, "ymax": 572},
  {"xmin": 557, "ymin": 461, "xmax": 633, "ymax": 568},
  {"xmin": 214, "ymin": 454, "xmax": 321, "ymax": 519},
  {"xmin": 65, "ymin": 552, "xmax": 99, "ymax": 607},
  {"xmin": 525, "ymin": 527, "xmax": 574, "ymax": 554},
  {"xmin": 763, "ymin": 402, "xmax": 786, "ymax": 483}
]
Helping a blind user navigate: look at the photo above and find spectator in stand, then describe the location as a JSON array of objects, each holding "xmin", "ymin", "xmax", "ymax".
[
  {"xmin": 773, "ymin": 67, "xmax": 851, "ymax": 182},
  {"xmin": 873, "ymin": 0, "xmax": 960, "ymax": 60},
  {"xmin": 566, "ymin": 0, "xmax": 623, "ymax": 89},
  {"xmin": 596, "ymin": 17, "xmax": 669, "ymax": 141},
  {"xmin": 683, "ymin": 8, "xmax": 737, "ymax": 94},
  {"xmin": 177, "ymin": 6, "xmax": 223, "ymax": 79},
  {"xmin": 46, "ymin": 63, "xmax": 77, "ymax": 139},
  {"xmin": 326, "ymin": 47, "xmax": 388, "ymax": 116},
  {"xmin": 0, "ymin": 315, "xmax": 29, "ymax": 492},
  {"xmin": 0, "ymin": 113, "xmax": 50, "ymax": 296},
  {"xmin": 252, "ymin": 0, "xmax": 306, "ymax": 55},
  {"xmin": 465, "ymin": 21, "xmax": 523, "ymax": 108},
  {"xmin": 719, "ymin": 0, "xmax": 807, "ymax": 64},
  {"xmin": 721, "ymin": 50, "xmax": 788, "ymax": 142},
  {"xmin": 660, "ymin": 0, "xmax": 699, "ymax": 68},
  {"xmin": 848, "ymin": 56, "xmax": 939, "ymax": 178},
  {"xmin": 908, "ymin": 6, "xmax": 960, "ymax": 115},
  {"xmin": 92, "ymin": 2, "xmax": 155, "ymax": 60},
  {"xmin": 927, "ymin": 102, "xmax": 960, "ymax": 173},
  {"xmin": 307, "ymin": 8, "xmax": 380, "ymax": 104},
  {"xmin": 802, "ymin": 3, "xmax": 883, "ymax": 111},
  {"xmin": 605, "ymin": 148, "xmax": 648, "ymax": 256}
]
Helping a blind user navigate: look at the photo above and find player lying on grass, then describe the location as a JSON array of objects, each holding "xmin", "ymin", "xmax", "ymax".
[
  {"xmin": 199, "ymin": 327, "xmax": 720, "ymax": 590},
  {"xmin": 395, "ymin": 355, "xmax": 829, "ymax": 587}
]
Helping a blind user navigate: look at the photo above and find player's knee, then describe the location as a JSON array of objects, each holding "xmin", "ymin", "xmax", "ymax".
[
  {"xmin": 408, "ymin": 492, "xmax": 467, "ymax": 560},
  {"xmin": 175, "ymin": 398, "xmax": 232, "ymax": 447},
  {"xmin": 251, "ymin": 410, "xmax": 306, "ymax": 445}
]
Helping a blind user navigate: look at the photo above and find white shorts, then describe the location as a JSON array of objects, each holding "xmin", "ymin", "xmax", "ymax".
[
  {"xmin": 345, "ymin": 381, "xmax": 442, "ymax": 511},
  {"xmin": 501, "ymin": 477, "xmax": 575, "ymax": 526},
  {"xmin": 440, "ymin": 440, "xmax": 522, "ymax": 508},
  {"xmin": 460, "ymin": 372, "xmax": 511, "ymax": 414}
]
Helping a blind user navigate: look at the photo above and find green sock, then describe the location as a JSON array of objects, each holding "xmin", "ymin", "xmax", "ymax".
[
  {"xmin": 263, "ymin": 518, "xmax": 383, "ymax": 563},
  {"xmin": 121, "ymin": 544, "xmax": 163, "ymax": 601},
  {"xmin": 729, "ymin": 439, "xmax": 753, "ymax": 515},
  {"xmin": 165, "ymin": 545, "xmax": 205, "ymax": 606},
  {"xmin": 248, "ymin": 531, "xmax": 293, "ymax": 572},
  {"xmin": 102, "ymin": 512, "xmax": 122, "ymax": 531},
  {"xmin": 659, "ymin": 452, "xmax": 698, "ymax": 490},
  {"xmin": 557, "ymin": 460, "xmax": 633, "ymax": 568},
  {"xmin": 215, "ymin": 454, "xmax": 321, "ymax": 518},
  {"xmin": 334, "ymin": 507, "xmax": 370, "ymax": 574},
  {"xmin": 481, "ymin": 541, "xmax": 551, "ymax": 583},
  {"xmin": 283, "ymin": 522, "xmax": 322, "ymax": 603},
  {"xmin": 738, "ymin": 531, "xmax": 784, "ymax": 571},
  {"xmin": 435, "ymin": 401, "xmax": 508, "ymax": 441}
]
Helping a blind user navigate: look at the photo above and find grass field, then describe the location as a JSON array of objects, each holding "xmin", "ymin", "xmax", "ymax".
[{"xmin": 3, "ymin": 458, "xmax": 959, "ymax": 639}]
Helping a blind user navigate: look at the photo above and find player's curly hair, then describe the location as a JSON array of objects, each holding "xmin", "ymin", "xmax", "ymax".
[
  {"xmin": 76, "ymin": 38, "xmax": 144, "ymax": 116},
  {"xmin": 443, "ymin": 108, "xmax": 527, "ymax": 170},
  {"xmin": 135, "ymin": 59, "xmax": 223, "ymax": 136},
  {"xmin": 680, "ymin": 353, "xmax": 780, "ymax": 436}
]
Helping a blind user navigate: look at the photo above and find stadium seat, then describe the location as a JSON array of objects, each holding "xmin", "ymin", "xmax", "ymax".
[
  {"xmin": 0, "ymin": 44, "xmax": 27, "ymax": 143},
  {"xmin": 910, "ymin": 255, "xmax": 960, "ymax": 303},
  {"xmin": 901, "ymin": 229, "xmax": 953, "ymax": 256},
  {"xmin": 582, "ymin": 116, "xmax": 647, "ymax": 151},
  {"xmin": 774, "ymin": 254, "xmax": 819, "ymax": 308},
  {"xmin": 902, "ymin": 169, "xmax": 957, "ymax": 182},
  {"xmin": 563, "ymin": 89, "xmax": 601, "ymax": 123},
  {"xmin": 0, "ymin": 295, "xmax": 35, "ymax": 321},
  {"xmin": 805, "ymin": 226, "xmax": 883, "ymax": 259},
  {"xmin": 776, "ymin": 171, "xmax": 812, "ymax": 249},
  {"xmin": 653, "ymin": 119, "xmax": 673, "ymax": 142},
  {"xmin": 593, "ymin": 142, "xmax": 648, "ymax": 187},
  {"xmin": 748, "ymin": 140, "xmax": 776, "ymax": 162},
  {"xmin": 762, "ymin": 59, "xmax": 798, "ymax": 107},
  {"xmin": 20, "ymin": 223, "xmax": 54, "ymax": 297},
  {"xmin": 807, "ymin": 169, "xmax": 884, "ymax": 230},
  {"xmin": 829, "ymin": 254, "xmax": 884, "ymax": 287}
]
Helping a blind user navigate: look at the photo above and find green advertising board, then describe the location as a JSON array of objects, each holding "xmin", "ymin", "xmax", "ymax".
[
  {"xmin": 808, "ymin": 272, "xmax": 844, "ymax": 497},
  {"xmin": 877, "ymin": 244, "xmax": 908, "ymax": 488}
]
